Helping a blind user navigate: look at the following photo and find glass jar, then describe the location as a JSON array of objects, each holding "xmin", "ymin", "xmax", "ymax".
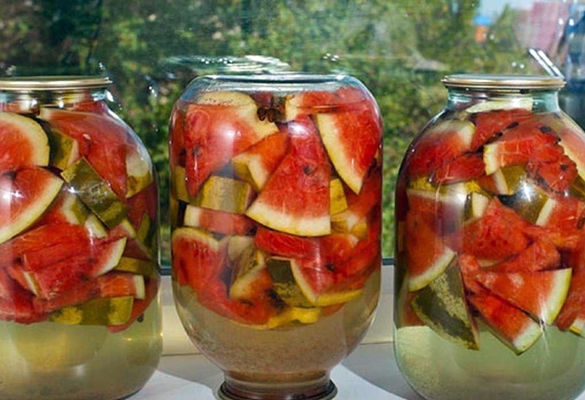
[
  {"xmin": 0, "ymin": 76, "xmax": 162, "ymax": 400},
  {"xmin": 394, "ymin": 74, "xmax": 585, "ymax": 400},
  {"xmin": 169, "ymin": 74, "xmax": 382, "ymax": 400}
]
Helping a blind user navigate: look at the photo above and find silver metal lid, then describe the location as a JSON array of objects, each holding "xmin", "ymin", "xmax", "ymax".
[
  {"xmin": 442, "ymin": 74, "xmax": 565, "ymax": 90},
  {"xmin": 0, "ymin": 76, "xmax": 112, "ymax": 91}
]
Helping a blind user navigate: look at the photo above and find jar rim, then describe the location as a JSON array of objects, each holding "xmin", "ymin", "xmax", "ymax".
[
  {"xmin": 0, "ymin": 75, "xmax": 112, "ymax": 91},
  {"xmin": 202, "ymin": 72, "xmax": 350, "ymax": 85},
  {"xmin": 442, "ymin": 74, "xmax": 565, "ymax": 90}
]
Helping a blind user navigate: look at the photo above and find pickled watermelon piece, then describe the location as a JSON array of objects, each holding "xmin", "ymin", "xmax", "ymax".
[
  {"xmin": 171, "ymin": 227, "xmax": 226, "ymax": 292},
  {"xmin": 0, "ymin": 112, "xmax": 50, "ymax": 173},
  {"xmin": 184, "ymin": 205, "xmax": 255, "ymax": 236},
  {"xmin": 284, "ymin": 85, "xmax": 368, "ymax": 121},
  {"xmin": 246, "ymin": 117, "xmax": 331, "ymax": 237},
  {"xmin": 407, "ymin": 120, "xmax": 475, "ymax": 178},
  {"xmin": 108, "ymin": 275, "xmax": 159, "ymax": 333},
  {"xmin": 290, "ymin": 257, "xmax": 362, "ymax": 307},
  {"xmin": 182, "ymin": 91, "xmax": 279, "ymax": 197},
  {"xmin": 557, "ymin": 241, "xmax": 585, "ymax": 333},
  {"xmin": 50, "ymin": 296, "xmax": 135, "ymax": 326},
  {"xmin": 449, "ymin": 197, "xmax": 531, "ymax": 262},
  {"xmin": 125, "ymin": 141, "xmax": 155, "ymax": 198},
  {"xmin": 229, "ymin": 246, "xmax": 272, "ymax": 301},
  {"xmin": 476, "ymin": 269, "xmax": 572, "ymax": 325},
  {"xmin": 266, "ymin": 256, "xmax": 313, "ymax": 308},
  {"xmin": 469, "ymin": 292, "xmax": 542, "ymax": 354},
  {"xmin": 0, "ymin": 167, "xmax": 63, "ymax": 244},
  {"xmin": 483, "ymin": 119, "xmax": 558, "ymax": 175},
  {"xmin": 315, "ymin": 99, "xmax": 382, "ymax": 194},
  {"xmin": 42, "ymin": 122, "xmax": 80, "ymax": 170},
  {"xmin": 533, "ymin": 195, "xmax": 585, "ymax": 251},
  {"xmin": 406, "ymin": 211, "xmax": 456, "ymax": 291},
  {"xmin": 469, "ymin": 108, "xmax": 532, "ymax": 151},
  {"xmin": 40, "ymin": 108, "xmax": 130, "ymax": 198},
  {"xmin": 37, "ymin": 190, "xmax": 89, "ymax": 226},
  {"xmin": 61, "ymin": 158, "xmax": 128, "ymax": 229},
  {"xmin": 487, "ymin": 238, "xmax": 560, "ymax": 273},
  {"xmin": 193, "ymin": 175, "xmax": 254, "ymax": 214},
  {"xmin": 0, "ymin": 287, "xmax": 45, "ymax": 324},
  {"xmin": 432, "ymin": 152, "xmax": 485, "ymax": 184},
  {"xmin": 232, "ymin": 131, "xmax": 289, "ymax": 191},
  {"xmin": 411, "ymin": 264, "xmax": 479, "ymax": 350},
  {"xmin": 254, "ymin": 226, "xmax": 319, "ymax": 260},
  {"xmin": 329, "ymin": 178, "xmax": 348, "ymax": 214}
]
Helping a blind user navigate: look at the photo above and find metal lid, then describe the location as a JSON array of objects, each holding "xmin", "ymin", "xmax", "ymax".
[
  {"xmin": 442, "ymin": 74, "xmax": 565, "ymax": 90},
  {"xmin": 0, "ymin": 76, "xmax": 112, "ymax": 91}
]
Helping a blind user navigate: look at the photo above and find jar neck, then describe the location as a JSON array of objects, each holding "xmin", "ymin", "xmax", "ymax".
[
  {"xmin": 0, "ymin": 87, "xmax": 109, "ymax": 114},
  {"xmin": 446, "ymin": 88, "xmax": 561, "ymax": 113}
]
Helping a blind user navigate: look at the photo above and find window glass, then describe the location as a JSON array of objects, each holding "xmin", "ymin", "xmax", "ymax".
[{"xmin": 0, "ymin": 0, "xmax": 580, "ymax": 266}]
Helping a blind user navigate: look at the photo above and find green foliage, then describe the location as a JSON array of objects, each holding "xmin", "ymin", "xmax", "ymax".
[{"xmin": 0, "ymin": 0, "xmax": 540, "ymax": 261}]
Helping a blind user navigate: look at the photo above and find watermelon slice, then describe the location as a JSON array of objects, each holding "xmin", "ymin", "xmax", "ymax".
[
  {"xmin": 557, "ymin": 241, "xmax": 585, "ymax": 333},
  {"xmin": 476, "ymin": 269, "xmax": 572, "ymax": 325},
  {"xmin": 40, "ymin": 108, "xmax": 131, "ymax": 198},
  {"xmin": 432, "ymin": 152, "xmax": 485, "ymax": 184},
  {"xmin": 483, "ymin": 119, "xmax": 559, "ymax": 175},
  {"xmin": 405, "ymin": 211, "xmax": 456, "ymax": 291},
  {"xmin": 469, "ymin": 293, "xmax": 542, "ymax": 354},
  {"xmin": 469, "ymin": 108, "xmax": 532, "ymax": 151},
  {"xmin": 232, "ymin": 131, "xmax": 290, "ymax": 191},
  {"xmin": 246, "ymin": 117, "xmax": 331, "ymax": 237},
  {"xmin": 0, "ymin": 167, "xmax": 63, "ymax": 244},
  {"xmin": 183, "ymin": 205, "xmax": 255, "ymax": 236},
  {"xmin": 487, "ymin": 238, "xmax": 560, "ymax": 273},
  {"xmin": 411, "ymin": 264, "xmax": 479, "ymax": 349},
  {"xmin": 0, "ymin": 112, "xmax": 50, "ymax": 173},
  {"xmin": 182, "ymin": 91, "xmax": 279, "ymax": 197},
  {"xmin": 407, "ymin": 120, "xmax": 475, "ymax": 178},
  {"xmin": 254, "ymin": 226, "xmax": 319, "ymax": 260},
  {"xmin": 171, "ymin": 227, "xmax": 226, "ymax": 292},
  {"xmin": 448, "ymin": 197, "xmax": 531, "ymax": 262},
  {"xmin": 315, "ymin": 98, "xmax": 382, "ymax": 194}
]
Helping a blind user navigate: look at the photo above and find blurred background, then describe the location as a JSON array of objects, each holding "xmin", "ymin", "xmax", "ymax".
[{"xmin": 0, "ymin": 0, "xmax": 583, "ymax": 266}]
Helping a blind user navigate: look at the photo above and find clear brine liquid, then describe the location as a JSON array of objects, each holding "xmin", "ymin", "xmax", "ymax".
[
  {"xmin": 0, "ymin": 300, "xmax": 161, "ymax": 400},
  {"xmin": 395, "ymin": 325, "xmax": 585, "ymax": 400}
]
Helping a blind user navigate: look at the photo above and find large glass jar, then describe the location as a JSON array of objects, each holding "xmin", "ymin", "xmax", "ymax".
[
  {"xmin": 394, "ymin": 74, "xmax": 585, "ymax": 400},
  {"xmin": 0, "ymin": 76, "xmax": 162, "ymax": 400},
  {"xmin": 169, "ymin": 74, "xmax": 382, "ymax": 400}
]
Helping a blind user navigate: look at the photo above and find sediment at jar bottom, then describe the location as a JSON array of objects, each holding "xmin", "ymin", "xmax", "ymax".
[
  {"xmin": 0, "ymin": 299, "xmax": 161, "ymax": 400},
  {"xmin": 395, "ymin": 325, "xmax": 585, "ymax": 400},
  {"xmin": 172, "ymin": 270, "xmax": 379, "ymax": 381}
]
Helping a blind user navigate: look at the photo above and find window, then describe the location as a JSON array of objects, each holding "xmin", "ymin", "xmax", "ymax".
[{"xmin": 0, "ymin": 0, "xmax": 577, "ymax": 267}]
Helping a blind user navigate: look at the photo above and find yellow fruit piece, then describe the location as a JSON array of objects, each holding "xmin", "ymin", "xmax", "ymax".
[
  {"xmin": 329, "ymin": 178, "xmax": 348, "ymax": 215},
  {"xmin": 115, "ymin": 257, "xmax": 155, "ymax": 276},
  {"xmin": 242, "ymin": 306, "xmax": 322, "ymax": 330},
  {"xmin": 172, "ymin": 165, "xmax": 190, "ymax": 203},
  {"xmin": 194, "ymin": 175, "xmax": 254, "ymax": 214}
]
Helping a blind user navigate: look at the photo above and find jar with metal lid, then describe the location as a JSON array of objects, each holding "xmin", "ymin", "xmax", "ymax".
[
  {"xmin": 394, "ymin": 74, "xmax": 585, "ymax": 400},
  {"xmin": 169, "ymin": 73, "xmax": 383, "ymax": 400},
  {"xmin": 0, "ymin": 76, "xmax": 161, "ymax": 400}
]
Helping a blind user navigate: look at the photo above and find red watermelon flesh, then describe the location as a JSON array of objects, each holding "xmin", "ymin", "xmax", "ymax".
[
  {"xmin": 449, "ymin": 197, "xmax": 531, "ymax": 262},
  {"xmin": 0, "ymin": 167, "xmax": 63, "ymax": 245},
  {"xmin": 285, "ymin": 86, "xmax": 372, "ymax": 119},
  {"xmin": 458, "ymin": 254, "xmax": 488, "ymax": 295},
  {"xmin": 471, "ymin": 108, "xmax": 532, "ymax": 151},
  {"xmin": 183, "ymin": 205, "xmax": 255, "ymax": 236},
  {"xmin": 469, "ymin": 292, "xmax": 542, "ymax": 354},
  {"xmin": 476, "ymin": 269, "xmax": 572, "ymax": 325},
  {"xmin": 126, "ymin": 181, "xmax": 158, "ymax": 228},
  {"xmin": 182, "ymin": 92, "xmax": 279, "ymax": 197},
  {"xmin": 33, "ymin": 272, "xmax": 145, "ymax": 314},
  {"xmin": 407, "ymin": 120, "xmax": 475, "ymax": 178},
  {"xmin": 254, "ymin": 226, "xmax": 319, "ymax": 260},
  {"xmin": 527, "ymin": 150, "xmax": 577, "ymax": 193},
  {"xmin": 406, "ymin": 211, "xmax": 455, "ymax": 291},
  {"xmin": 0, "ymin": 112, "xmax": 50, "ymax": 173},
  {"xmin": 245, "ymin": 117, "xmax": 331, "ymax": 237},
  {"xmin": 0, "ymin": 287, "xmax": 46, "ymax": 324},
  {"xmin": 483, "ymin": 119, "xmax": 559, "ymax": 174},
  {"xmin": 171, "ymin": 227, "xmax": 227, "ymax": 293},
  {"xmin": 40, "ymin": 108, "xmax": 130, "ymax": 198},
  {"xmin": 487, "ymin": 238, "xmax": 560, "ymax": 273},
  {"xmin": 557, "ymin": 240, "xmax": 585, "ymax": 331},
  {"xmin": 432, "ymin": 152, "xmax": 485, "ymax": 184},
  {"xmin": 0, "ymin": 223, "xmax": 91, "ymax": 268},
  {"xmin": 534, "ymin": 195, "xmax": 585, "ymax": 251},
  {"xmin": 232, "ymin": 130, "xmax": 290, "ymax": 190},
  {"xmin": 316, "ymin": 96, "xmax": 382, "ymax": 194}
]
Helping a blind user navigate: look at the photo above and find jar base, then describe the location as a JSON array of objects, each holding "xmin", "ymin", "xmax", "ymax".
[{"xmin": 217, "ymin": 378, "xmax": 337, "ymax": 400}]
